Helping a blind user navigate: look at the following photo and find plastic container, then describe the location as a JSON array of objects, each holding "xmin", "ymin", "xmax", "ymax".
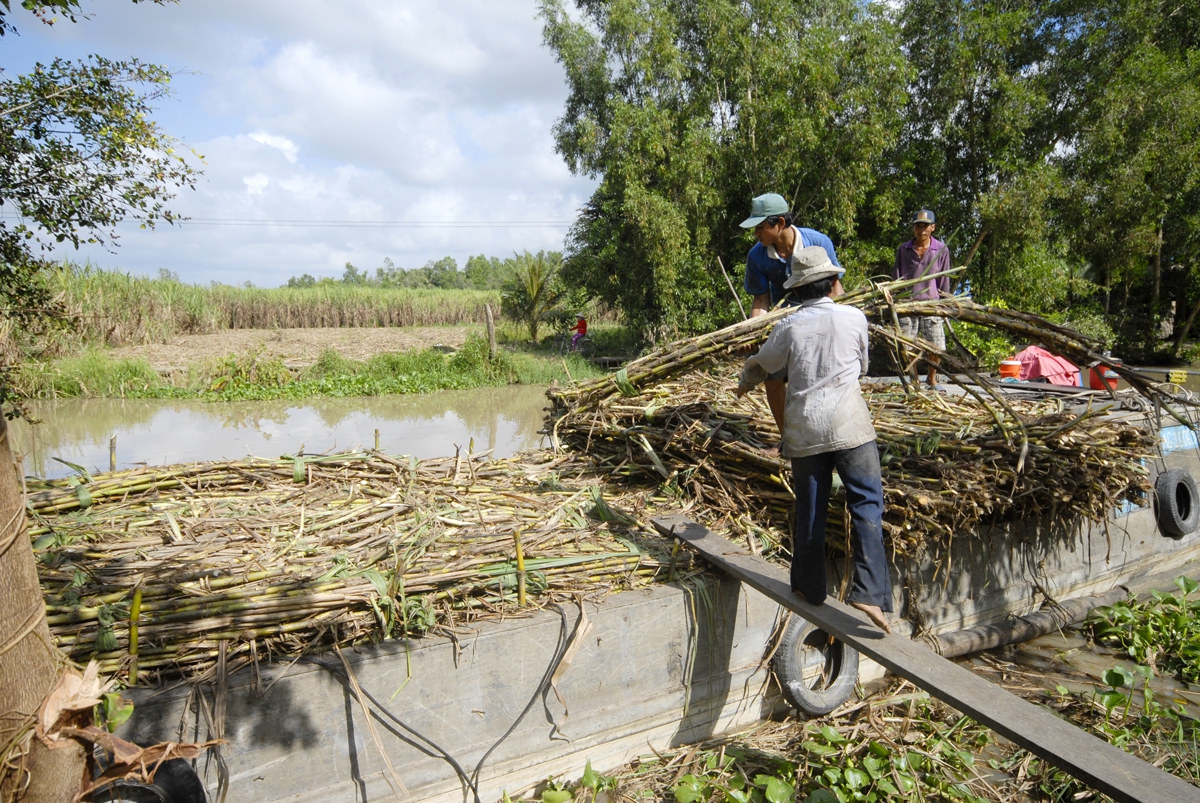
[
  {"xmin": 998, "ymin": 360, "xmax": 1022, "ymax": 380},
  {"xmin": 1089, "ymin": 359, "xmax": 1121, "ymax": 391}
]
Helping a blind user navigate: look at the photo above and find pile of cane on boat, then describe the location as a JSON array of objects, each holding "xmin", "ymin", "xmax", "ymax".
[
  {"xmin": 29, "ymin": 450, "xmax": 679, "ymax": 684},
  {"xmin": 546, "ymin": 284, "xmax": 1189, "ymax": 561}
]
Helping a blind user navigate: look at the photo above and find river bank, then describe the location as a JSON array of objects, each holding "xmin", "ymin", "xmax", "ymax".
[{"xmin": 15, "ymin": 334, "xmax": 605, "ymax": 402}]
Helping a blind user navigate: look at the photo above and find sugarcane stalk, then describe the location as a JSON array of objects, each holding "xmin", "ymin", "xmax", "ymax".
[{"xmin": 514, "ymin": 528, "xmax": 527, "ymax": 607}]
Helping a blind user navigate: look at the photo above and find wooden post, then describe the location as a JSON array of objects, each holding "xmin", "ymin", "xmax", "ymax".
[
  {"xmin": 374, "ymin": 429, "xmax": 380, "ymax": 451},
  {"xmin": 109, "ymin": 435, "xmax": 116, "ymax": 472},
  {"xmin": 485, "ymin": 304, "xmax": 497, "ymax": 360},
  {"xmin": 513, "ymin": 529, "xmax": 527, "ymax": 606}
]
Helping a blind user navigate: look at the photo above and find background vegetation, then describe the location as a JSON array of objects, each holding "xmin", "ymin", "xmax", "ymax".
[
  {"xmin": 6, "ymin": 251, "xmax": 604, "ymax": 362},
  {"xmin": 540, "ymin": 0, "xmax": 1200, "ymax": 361},
  {"xmin": 17, "ymin": 336, "xmax": 604, "ymax": 401},
  {"xmin": 13, "ymin": 264, "xmax": 501, "ymax": 356}
]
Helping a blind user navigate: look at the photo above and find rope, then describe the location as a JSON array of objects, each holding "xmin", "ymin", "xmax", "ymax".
[
  {"xmin": 0, "ymin": 502, "xmax": 25, "ymax": 559},
  {"xmin": 0, "ymin": 606, "xmax": 43, "ymax": 659},
  {"xmin": 0, "ymin": 449, "xmax": 30, "ymax": 559}
]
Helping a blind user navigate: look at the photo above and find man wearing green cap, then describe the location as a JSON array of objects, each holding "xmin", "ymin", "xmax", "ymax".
[
  {"xmin": 737, "ymin": 245, "xmax": 892, "ymax": 633},
  {"xmin": 740, "ymin": 193, "xmax": 841, "ymax": 443}
]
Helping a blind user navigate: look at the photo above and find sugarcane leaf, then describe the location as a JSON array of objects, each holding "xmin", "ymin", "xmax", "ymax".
[
  {"xmin": 635, "ymin": 433, "xmax": 670, "ymax": 479},
  {"xmin": 614, "ymin": 368, "xmax": 638, "ymax": 397},
  {"xmin": 362, "ymin": 568, "xmax": 389, "ymax": 598},
  {"xmin": 52, "ymin": 457, "xmax": 92, "ymax": 482}
]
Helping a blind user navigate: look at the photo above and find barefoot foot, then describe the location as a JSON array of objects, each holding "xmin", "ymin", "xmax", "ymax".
[{"xmin": 849, "ymin": 602, "xmax": 892, "ymax": 634}]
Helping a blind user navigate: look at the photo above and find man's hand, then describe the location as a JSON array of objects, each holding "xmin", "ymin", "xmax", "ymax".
[{"xmin": 735, "ymin": 382, "xmax": 752, "ymax": 398}]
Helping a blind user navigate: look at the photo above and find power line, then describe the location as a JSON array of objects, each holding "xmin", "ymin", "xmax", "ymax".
[
  {"xmin": 0, "ymin": 214, "xmax": 575, "ymax": 229},
  {"xmin": 187, "ymin": 218, "xmax": 575, "ymax": 228}
]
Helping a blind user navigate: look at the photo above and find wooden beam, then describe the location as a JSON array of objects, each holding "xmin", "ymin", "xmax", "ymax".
[{"xmin": 651, "ymin": 515, "xmax": 1200, "ymax": 803}]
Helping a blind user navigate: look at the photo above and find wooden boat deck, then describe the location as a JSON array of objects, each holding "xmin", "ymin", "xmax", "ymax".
[{"xmin": 651, "ymin": 515, "xmax": 1200, "ymax": 803}]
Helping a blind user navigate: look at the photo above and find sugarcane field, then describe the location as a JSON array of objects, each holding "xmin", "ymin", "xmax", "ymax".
[{"xmin": 7, "ymin": 3, "xmax": 1200, "ymax": 803}]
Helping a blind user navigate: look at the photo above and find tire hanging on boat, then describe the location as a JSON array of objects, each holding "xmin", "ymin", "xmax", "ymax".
[
  {"xmin": 773, "ymin": 614, "xmax": 859, "ymax": 717},
  {"xmin": 1155, "ymin": 467, "xmax": 1200, "ymax": 538}
]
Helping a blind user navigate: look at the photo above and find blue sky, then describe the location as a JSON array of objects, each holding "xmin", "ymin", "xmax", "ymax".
[{"xmin": 2, "ymin": 1, "xmax": 595, "ymax": 286}]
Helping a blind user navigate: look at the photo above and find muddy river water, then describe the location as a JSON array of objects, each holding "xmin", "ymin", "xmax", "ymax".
[{"xmin": 12, "ymin": 384, "xmax": 551, "ymax": 479}]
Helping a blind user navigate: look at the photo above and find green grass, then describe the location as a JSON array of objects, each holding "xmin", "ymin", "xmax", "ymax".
[{"xmin": 18, "ymin": 336, "xmax": 605, "ymax": 402}]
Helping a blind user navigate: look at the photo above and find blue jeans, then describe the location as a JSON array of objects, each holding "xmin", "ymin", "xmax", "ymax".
[{"xmin": 790, "ymin": 441, "xmax": 892, "ymax": 611}]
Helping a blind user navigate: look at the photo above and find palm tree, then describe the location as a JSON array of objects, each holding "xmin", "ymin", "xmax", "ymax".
[{"xmin": 502, "ymin": 250, "xmax": 567, "ymax": 343}]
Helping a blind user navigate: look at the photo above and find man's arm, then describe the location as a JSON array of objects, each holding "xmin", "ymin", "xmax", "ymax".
[
  {"xmin": 750, "ymin": 292, "xmax": 771, "ymax": 317},
  {"xmin": 738, "ymin": 326, "xmax": 790, "ymax": 394},
  {"xmin": 858, "ymin": 316, "xmax": 870, "ymax": 374}
]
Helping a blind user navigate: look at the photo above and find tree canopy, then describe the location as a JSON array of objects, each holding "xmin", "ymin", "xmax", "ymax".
[
  {"xmin": 0, "ymin": 53, "xmax": 197, "ymax": 411},
  {"xmin": 542, "ymin": 0, "xmax": 1200, "ymax": 359},
  {"xmin": 0, "ymin": 0, "xmax": 194, "ymax": 390}
]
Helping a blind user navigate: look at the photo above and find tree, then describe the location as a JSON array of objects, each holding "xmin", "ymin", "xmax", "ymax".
[
  {"xmin": 540, "ymin": 0, "xmax": 909, "ymax": 340},
  {"xmin": 1054, "ymin": 0, "xmax": 1200, "ymax": 357},
  {"xmin": 341, "ymin": 262, "xmax": 369, "ymax": 284},
  {"xmin": 501, "ymin": 250, "xmax": 566, "ymax": 342},
  {"xmin": 465, "ymin": 253, "xmax": 509, "ymax": 290},
  {"xmin": 0, "ymin": 55, "xmax": 194, "ymax": 398},
  {"xmin": 0, "ymin": 8, "xmax": 196, "ymax": 802},
  {"xmin": 424, "ymin": 256, "xmax": 464, "ymax": 289}
]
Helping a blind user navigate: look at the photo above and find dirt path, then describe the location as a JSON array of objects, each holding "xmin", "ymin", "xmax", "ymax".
[{"xmin": 110, "ymin": 326, "xmax": 476, "ymax": 368}]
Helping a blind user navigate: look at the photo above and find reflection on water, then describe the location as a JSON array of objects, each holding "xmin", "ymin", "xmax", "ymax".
[{"xmin": 12, "ymin": 385, "xmax": 551, "ymax": 479}]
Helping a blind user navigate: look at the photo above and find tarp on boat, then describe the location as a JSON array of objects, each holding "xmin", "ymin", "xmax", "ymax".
[{"xmin": 1015, "ymin": 345, "xmax": 1079, "ymax": 386}]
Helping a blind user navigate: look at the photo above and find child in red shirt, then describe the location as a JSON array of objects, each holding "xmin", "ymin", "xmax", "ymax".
[{"xmin": 570, "ymin": 315, "xmax": 587, "ymax": 351}]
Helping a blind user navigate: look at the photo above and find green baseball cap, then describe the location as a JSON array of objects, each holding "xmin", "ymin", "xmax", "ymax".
[{"xmin": 739, "ymin": 193, "xmax": 789, "ymax": 228}]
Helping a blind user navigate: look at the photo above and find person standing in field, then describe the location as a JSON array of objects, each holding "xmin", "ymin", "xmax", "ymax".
[
  {"xmin": 740, "ymin": 193, "xmax": 841, "ymax": 448},
  {"xmin": 893, "ymin": 209, "xmax": 952, "ymax": 386},
  {"xmin": 737, "ymin": 245, "xmax": 893, "ymax": 633}
]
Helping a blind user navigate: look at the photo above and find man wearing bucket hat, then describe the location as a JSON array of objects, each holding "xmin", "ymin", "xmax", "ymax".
[
  {"xmin": 740, "ymin": 193, "xmax": 841, "ymax": 441},
  {"xmin": 893, "ymin": 209, "xmax": 953, "ymax": 385},
  {"xmin": 736, "ymin": 245, "xmax": 893, "ymax": 633}
]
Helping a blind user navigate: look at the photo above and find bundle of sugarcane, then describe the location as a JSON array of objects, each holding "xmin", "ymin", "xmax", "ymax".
[
  {"xmin": 549, "ymin": 276, "xmax": 1194, "ymax": 419},
  {"xmin": 552, "ymin": 371, "xmax": 1155, "ymax": 557},
  {"xmin": 31, "ymin": 451, "xmax": 682, "ymax": 683}
]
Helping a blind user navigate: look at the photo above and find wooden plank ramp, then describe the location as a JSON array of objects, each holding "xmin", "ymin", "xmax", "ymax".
[{"xmin": 651, "ymin": 515, "xmax": 1200, "ymax": 803}]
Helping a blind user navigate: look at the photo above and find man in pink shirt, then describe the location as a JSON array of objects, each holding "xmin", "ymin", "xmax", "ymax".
[{"xmin": 892, "ymin": 209, "xmax": 953, "ymax": 385}]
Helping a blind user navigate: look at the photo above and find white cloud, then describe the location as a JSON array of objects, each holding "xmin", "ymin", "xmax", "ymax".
[
  {"xmin": 243, "ymin": 174, "xmax": 269, "ymax": 195},
  {"xmin": 4, "ymin": 0, "xmax": 594, "ymax": 285},
  {"xmin": 247, "ymin": 132, "xmax": 299, "ymax": 164}
]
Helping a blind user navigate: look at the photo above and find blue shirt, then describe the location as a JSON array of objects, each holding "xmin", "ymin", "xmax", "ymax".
[{"xmin": 744, "ymin": 227, "xmax": 841, "ymax": 307}]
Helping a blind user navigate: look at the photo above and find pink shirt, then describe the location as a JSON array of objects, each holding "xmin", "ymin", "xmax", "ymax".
[{"xmin": 893, "ymin": 237, "xmax": 951, "ymax": 300}]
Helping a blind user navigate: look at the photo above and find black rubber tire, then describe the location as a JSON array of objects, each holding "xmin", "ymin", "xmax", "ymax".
[
  {"xmin": 773, "ymin": 614, "xmax": 859, "ymax": 718},
  {"xmin": 93, "ymin": 759, "xmax": 206, "ymax": 803},
  {"xmin": 1156, "ymin": 467, "xmax": 1200, "ymax": 538}
]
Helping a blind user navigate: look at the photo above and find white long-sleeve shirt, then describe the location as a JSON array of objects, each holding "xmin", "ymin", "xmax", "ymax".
[{"xmin": 738, "ymin": 297, "xmax": 876, "ymax": 458}]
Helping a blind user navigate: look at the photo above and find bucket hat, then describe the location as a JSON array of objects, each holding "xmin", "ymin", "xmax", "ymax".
[
  {"xmin": 784, "ymin": 246, "xmax": 843, "ymax": 289},
  {"xmin": 739, "ymin": 193, "xmax": 789, "ymax": 228}
]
